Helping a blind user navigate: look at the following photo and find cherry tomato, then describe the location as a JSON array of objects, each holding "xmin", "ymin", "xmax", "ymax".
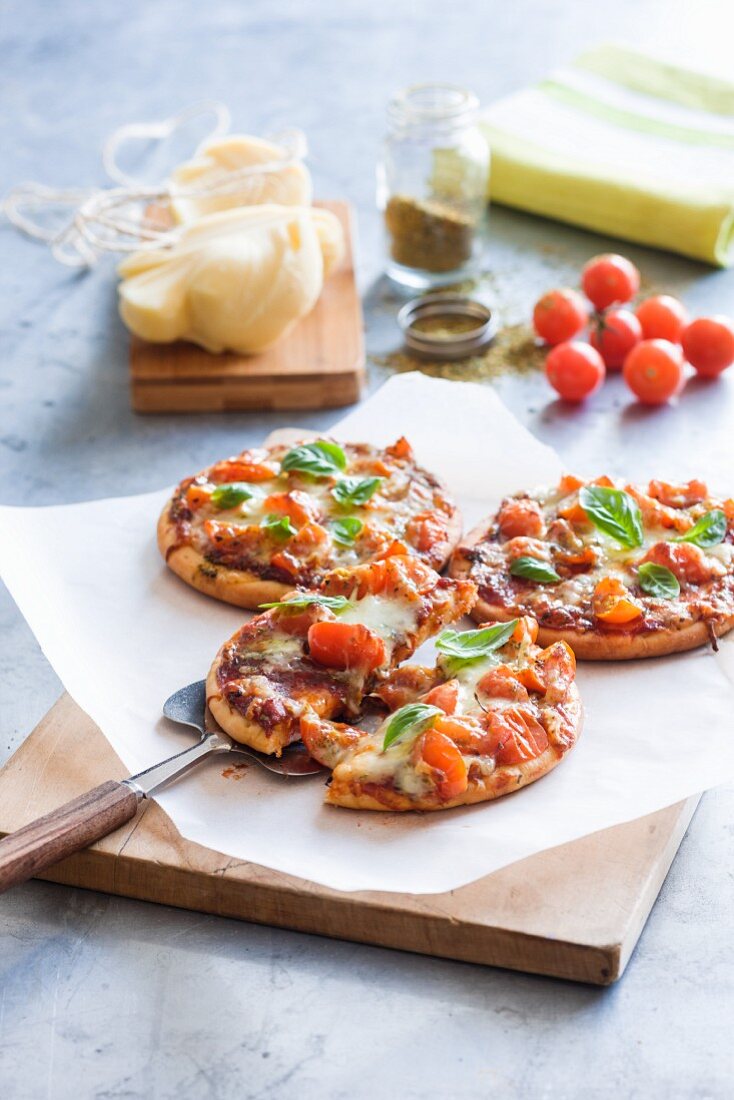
[
  {"xmin": 263, "ymin": 490, "xmax": 320, "ymax": 527},
  {"xmin": 589, "ymin": 308, "xmax": 642, "ymax": 369},
  {"xmin": 511, "ymin": 616, "xmax": 540, "ymax": 644},
  {"xmin": 622, "ymin": 339, "xmax": 684, "ymax": 405},
  {"xmin": 681, "ymin": 316, "xmax": 734, "ymax": 378},
  {"xmin": 592, "ymin": 577, "xmax": 642, "ymax": 624},
  {"xmin": 477, "ymin": 665, "xmax": 530, "ymax": 702},
  {"xmin": 422, "ymin": 679, "xmax": 460, "ymax": 715},
  {"xmin": 420, "ymin": 728, "xmax": 468, "ymax": 801},
  {"xmin": 405, "ymin": 511, "xmax": 448, "ymax": 552},
  {"xmin": 497, "ymin": 498, "xmax": 545, "ymax": 538},
  {"xmin": 581, "ymin": 254, "xmax": 640, "ymax": 311},
  {"xmin": 532, "ymin": 288, "xmax": 589, "ymax": 345},
  {"xmin": 307, "ymin": 621, "xmax": 386, "ymax": 672},
  {"xmin": 483, "ymin": 707, "xmax": 549, "ymax": 765},
  {"xmin": 635, "ymin": 295, "xmax": 689, "ymax": 342},
  {"xmin": 545, "ymin": 341, "xmax": 605, "ymax": 402},
  {"xmin": 642, "ymin": 540, "xmax": 722, "ymax": 586}
]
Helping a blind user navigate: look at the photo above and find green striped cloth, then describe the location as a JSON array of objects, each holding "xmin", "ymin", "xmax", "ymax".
[{"xmin": 480, "ymin": 44, "xmax": 734, "ymax": 266}]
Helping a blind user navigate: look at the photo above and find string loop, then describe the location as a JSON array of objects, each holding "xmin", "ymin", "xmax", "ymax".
[{"xmin": 1, "ymin": 103, "xmax": 308, "ymax": 268}]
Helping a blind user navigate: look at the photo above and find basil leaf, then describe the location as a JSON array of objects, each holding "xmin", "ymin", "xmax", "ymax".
[
  {"xmin": 672, "ymin": 509, "xmax": 726, "ymax": 549},
  {"xmin": 382, "ymin": 703, "xmax": 442, "ymax": 752},
  {"xmin": 331, "ymin": 517, "xmax": 363, "ymax": 546},
  {"xmin": 436, "ymin": 620, "xmax": 518, "ymax": 668},
  {"xmin": 261, "ymin": 514, "xmax": 297, "ymax": 541},
  {"xmin": 509, "ymin": 556, "xmax": 560, "ymax": 583},
  {"xmin": 579, "ymin": 486, "xmax": 643, "ymax": 549},
  {"xmin": 637, "ymin": 562, "xmax": 681, "ymax": 600},
  {"xmin": 210, "ymin": 482, "xmax": 253, "ymax": 510},
  {"xmin": 281, "ymin": 440, "xmax": 347, "ymax": 478},
  {"xmin": 260, "ymin": 594, "xmax": 351, "ymax": 613},
  {"xmin": 331, "ymin": 476, "xmax": 382, "ymax": 509}
]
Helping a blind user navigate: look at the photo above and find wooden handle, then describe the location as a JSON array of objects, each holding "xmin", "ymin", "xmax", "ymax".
[{"xmin": 0, "ymin": 780, "xmax": 141, "ymax": 893}]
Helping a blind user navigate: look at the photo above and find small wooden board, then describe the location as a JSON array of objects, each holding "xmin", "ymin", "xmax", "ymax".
[
  {"xmin": 129, "ymin": 201, "xmax": 365, "ymax": 413},
  {"xmin": 0, "ymin": 695, "xmax": 698, "ymax": 985}
]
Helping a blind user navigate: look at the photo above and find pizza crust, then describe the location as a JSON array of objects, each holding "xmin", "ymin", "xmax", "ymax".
[
  {"xmin": 325, "ymin": 685, "xmax": 583, "ymax": 811},
  {"xmin": 205, "ymin": 663, "xmax": 301, "ymax": 754},
  {"xmin": 158, "ymin": 508, "xmax": 292, "ymax": 610},
  {"xmin": 450, "ymin": 518, "xmax": 734, "ymax": 661}
]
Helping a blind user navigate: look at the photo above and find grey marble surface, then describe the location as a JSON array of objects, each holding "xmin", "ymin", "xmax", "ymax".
[{"xmin": 2, "ymin": 1, "xmax": 734, "ymax": 1097}]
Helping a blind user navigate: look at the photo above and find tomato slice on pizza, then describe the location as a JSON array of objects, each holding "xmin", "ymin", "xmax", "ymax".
[
  {"xmin": 450, "ymin": 476, "xmax": 734, "ymax": 659},
  {"xmin": 160, "ymin": 436, "xmax": 461, "ymax": 609},
  {"xmin": 300, "ymin": 616, "xmax": 582, "ymax": 811},
  {"xmin": 206, "ymin": 556, "xmax": 476, "ymax": 755}
]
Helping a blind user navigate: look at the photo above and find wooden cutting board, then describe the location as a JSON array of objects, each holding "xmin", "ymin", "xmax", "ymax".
[
  {"xmin": 129, "ymin": 201, "xmax": 365, "ymax": 413},
  {"xmin": 0, "ymin": 695, "xmax": 698, "ymax": 985}
]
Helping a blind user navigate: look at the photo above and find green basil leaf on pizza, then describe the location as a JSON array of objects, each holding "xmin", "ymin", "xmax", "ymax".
[
  {"xmin": 281, "ymin": 440, "xmax": 347, "ymax": 478},
  {"xmin": 261, "ymin": 514, "xmax": 297, "ymax": 540},
  {"xmin": 331, "ymin": 517, "xmax": 363, "ymax": 546},
  {"xmin": 210, "ymin": 482, "xmax": 253, "ymax": 509},
  {"xmin": 382, "ymin": 703, "xmax": 443, "ymax": 752},
  {"xmin": 673, "ymin": 509, "xmax": 726, "ymax": 549},
  {"xmin": 260, "ymin": 594, "xmax": 352, "ymax": 613},
  {"xmin": 637, "ymin": 562, "xmax": 681, "ymax": 600},
  {"xmin": 331, "ymin": 476, "xmax": 382, "ymax": 509},
  {"xmin": 579, "ymin": 485, "xmax": 643, "ymax": 549},
  {"xmin": 436, "ymin": 620, "xmax": 518, "ymax": 669},
  {"xmin": 509, "ymin": 556, "xmax": 560, "ymax": 583}
]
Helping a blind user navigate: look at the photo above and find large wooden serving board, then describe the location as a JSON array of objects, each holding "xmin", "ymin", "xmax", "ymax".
[
  {"xmin": 130, "ymin": 201, "xmax": 365, "ymax": 413},
  {"xmin": 0, "ymin": 695, "xmax": 698, "ymax": 985}
]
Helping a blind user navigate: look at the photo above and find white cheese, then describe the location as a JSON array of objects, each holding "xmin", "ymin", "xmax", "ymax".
[{"xmin": 339, "ymin": 594, "xmax": 417, "ymax": 649}]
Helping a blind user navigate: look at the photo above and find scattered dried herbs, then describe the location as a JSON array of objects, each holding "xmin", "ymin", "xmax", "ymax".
[{"xmin": 371, "ymin": 322, "xmax": 546, "ymax": 383}]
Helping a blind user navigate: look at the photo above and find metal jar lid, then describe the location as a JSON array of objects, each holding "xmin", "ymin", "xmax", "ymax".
[{"xmin": 397, "ymin": 293, "xmax": 497, "ymax": 359}]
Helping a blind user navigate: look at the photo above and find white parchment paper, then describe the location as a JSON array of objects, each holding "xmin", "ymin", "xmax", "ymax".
[{"xmin": 2, "ymin": 373, "xmax": 734, "ymax": 894}]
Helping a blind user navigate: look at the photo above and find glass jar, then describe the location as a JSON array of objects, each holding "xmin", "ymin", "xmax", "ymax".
[{"xmin": 377, "ymin": 83, "xmax": 490, "ymax": 289}]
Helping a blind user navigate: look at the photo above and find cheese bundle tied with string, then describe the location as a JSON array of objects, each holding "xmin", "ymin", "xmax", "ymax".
[
  {"xmin": 118, "ymin": 204, "xmax": 344, "ymax": 354},
  {"xmin": 169, "ymin": 134, "xmax": 313, "ymax": 223}
]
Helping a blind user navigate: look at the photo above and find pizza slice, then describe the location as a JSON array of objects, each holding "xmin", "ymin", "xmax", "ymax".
[
  {"xmin": 300, "ymin": 616, "xmax": 582, "ymax": 811},
  {"xmin": 206, "ymin": 555, "xmax": 476, "ymax": 755}
]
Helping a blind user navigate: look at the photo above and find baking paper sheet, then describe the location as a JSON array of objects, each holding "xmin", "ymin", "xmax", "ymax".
[{"xmin": 2, "ymin": 373, "xmax": 734, "ymax": 894}]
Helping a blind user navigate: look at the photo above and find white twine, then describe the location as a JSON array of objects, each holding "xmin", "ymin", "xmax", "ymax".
[{"xmin": 2, "ymin": 101, "xmax": 308, "ymax": 268}]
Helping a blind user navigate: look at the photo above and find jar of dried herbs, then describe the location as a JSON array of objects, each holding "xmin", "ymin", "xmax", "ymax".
[{"xmin": 378, "ymin": 83, "xmax": 490, "ymax": 288}]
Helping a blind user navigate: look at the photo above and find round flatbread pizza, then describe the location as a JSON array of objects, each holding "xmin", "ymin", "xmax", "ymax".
[
  {"xmin": 206, "ymin": 555, "xmax": 476, "ymax": 755},
  {"xmin": 449, "ymin": 475, "xmax": 734, "ymax": 660},
  {"xmin": 300, "ymin": 616, "xmax": 582, "ymax": 811},
  {"xmin": 159, "ymin": 436, "xmax": 461, "ymax": 608}
]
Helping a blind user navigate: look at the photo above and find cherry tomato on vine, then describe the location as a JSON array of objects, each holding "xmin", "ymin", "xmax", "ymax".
[
  {"xmin": 589, "ymin": 308, "xmax": 641, "ymax": 369},
  {"xmin": 622, "ymin": 339, "xmax": 684, "ymax": 405},
  {"xmin": 545, "ymin": 341, "xmax": 605, "ymax": 402},
  {"xmin": 581, "ymin": 253, "xmax": 640, "ymax": 311},
  {"xmin": 532, "ymin": 288, "xmax": 588, "ymax": 345},
  {"xmin": 635, "ymin": 295, "xmax": 689, "ymax": 343},
  {"xmin": 681, "ymin": 316, "xmax": 734, "ymax": 378}
]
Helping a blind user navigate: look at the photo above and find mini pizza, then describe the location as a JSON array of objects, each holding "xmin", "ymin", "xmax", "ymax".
[
  {"xmin": 159, "ymin": 436, "xmax": 461, "ymax": 609},
  {"xmin": 206, "ymin": 555, "xmax": 476, "ymax": 754},
  {"xmin": 449, "ymin": 475, "xmax": 734, "ymax": 660},
  {"xmin": 300, "ymin": 616, "xmax": 582, "ymax": 811}
]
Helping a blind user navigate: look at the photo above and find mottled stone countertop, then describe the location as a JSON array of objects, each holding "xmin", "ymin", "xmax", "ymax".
[{"xmin": 1, "ymin": 2, "xmax": 733, "ymax": 1097}]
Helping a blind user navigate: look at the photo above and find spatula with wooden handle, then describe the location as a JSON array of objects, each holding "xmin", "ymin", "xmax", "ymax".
[{"xmin": 0, "ymin": 679, "xmax": 324, "ymax": 894}]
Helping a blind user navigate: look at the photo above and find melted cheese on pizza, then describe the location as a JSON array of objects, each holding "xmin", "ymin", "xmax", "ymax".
[
  {"xmin": 211, "ymin": 555, "xmax": 476, "ymax": 750},
  {"xmin": 461, "ymin": 476, "xmax": 734, "ymax": 635},
  {"xmin": 166, "ymin": 437, "xmax": 458, "ymax": 587}
]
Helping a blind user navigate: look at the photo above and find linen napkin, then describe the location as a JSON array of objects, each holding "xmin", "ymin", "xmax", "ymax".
[{"xmin": 480, "ymin": 44, "xmax": 734, "ymax": 266}]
